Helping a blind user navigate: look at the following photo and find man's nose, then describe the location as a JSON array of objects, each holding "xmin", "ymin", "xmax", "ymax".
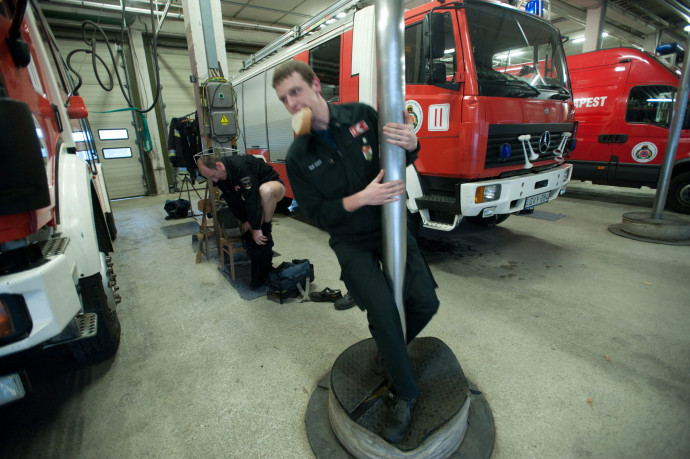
[{"xmin": 286, "ymin": 97, "xmax": 300, "ymax": 113}]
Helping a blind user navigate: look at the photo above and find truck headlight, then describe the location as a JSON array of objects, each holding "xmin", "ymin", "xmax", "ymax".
[{"xmin": 475, "ymin": 184, "xmax": 501, "ymax": 203}]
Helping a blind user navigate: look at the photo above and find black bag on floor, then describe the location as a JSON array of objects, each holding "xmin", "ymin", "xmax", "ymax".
[
  {"xmin": 164, "ymin": 199, "xmax": 191, "ymax": 220},
  {"xmin": 268, "ymin": 259, "xmax": 314, "ymax": 303}
]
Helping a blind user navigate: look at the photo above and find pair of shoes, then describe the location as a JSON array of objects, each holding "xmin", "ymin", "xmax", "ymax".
[
  {"xmin": 334, "ymin": 293, "xmax": 356, "ymax": 310},
  {"xmin": 309, "ymin": 287, "xmax": 342, "ymax": 302},
  {"xmin": 382, "ymin": 392, "xmax": 416, "ymax": 444}
]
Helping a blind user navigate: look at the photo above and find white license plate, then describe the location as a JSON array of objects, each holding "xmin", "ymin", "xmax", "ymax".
[
  {"xmin": 525, "ymin": 191, "xmax": 550, "ymax": 209},
  {"xmin": 0, "ymin": 373, "xmax": 26, "ymax": 405}
]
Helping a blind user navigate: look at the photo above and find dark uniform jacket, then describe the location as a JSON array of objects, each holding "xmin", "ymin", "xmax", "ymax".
[
  {"xmin": 213, "ymin": 155, "xmax": 280, "ymax": 230},
  {"xmin": 286, "ymin": 103, "xmax": 419, "ymax": 245}
]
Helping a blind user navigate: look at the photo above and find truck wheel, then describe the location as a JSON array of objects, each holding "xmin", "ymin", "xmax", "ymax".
[
  {"xmin": 667, "ymin": 171, "xmax": 690, "ymax": 214},
  {"xmin": 69, "ymin": 273, "xmax": 121, "ymax": 362},
  {"xmin": 465, "ymin": 214, "xmax": 510, "ymax": 227}
]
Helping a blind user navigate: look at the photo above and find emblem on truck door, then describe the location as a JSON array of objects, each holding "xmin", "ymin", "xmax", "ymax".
[
  {"xmin": 632, "ymin": 142, "xmax": 658, "ymax": 163},
  {"xmin": 539, "ymin": 131, "xmax": 551, "ymax": 153}
]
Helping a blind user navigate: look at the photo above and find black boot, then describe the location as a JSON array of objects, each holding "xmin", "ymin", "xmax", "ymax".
[
  {"xmin": 382, "ymin": 393, "xmax": 416, "ymax": 444},
  {"xmin": 248, "ymin": 239, "xmax": 273, "ymax": 289},
  {"xmin": 261, "ymin": 221, "xmax": 272, "ymax": 238}
]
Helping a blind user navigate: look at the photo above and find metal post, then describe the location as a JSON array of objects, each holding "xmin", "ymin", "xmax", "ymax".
[
  {"xmin": 375, "ymin": 0, "xmax": 406, "ymax": 342},
  {"xmin": 651, "ymin": 31, "xmax": 690, "ymax": 219}
]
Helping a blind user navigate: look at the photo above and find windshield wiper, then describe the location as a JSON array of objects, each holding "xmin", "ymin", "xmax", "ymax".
[
  {"xmin": 506, "ymin": 79, "xmax": 540, "ymax": 96},
  {"xmin": 535, "ymin": 84, "xmax": 571, "ymax": 99}
]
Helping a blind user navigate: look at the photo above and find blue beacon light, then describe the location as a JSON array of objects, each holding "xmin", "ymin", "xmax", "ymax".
[{"xmin": 499, "ymin": 143, "xmax": 511, "ymax": 160}]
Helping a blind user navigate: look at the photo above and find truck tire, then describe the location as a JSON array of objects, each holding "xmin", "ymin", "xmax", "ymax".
[
  {"xmin": 465, "ymin": 214, "xmax": 510, "ymax": 227},
  {"xmin": 667, "ymin": 171, "xmax": 690, "ymax": 214},
  {"xmin": 69, "ymin": 272, "xmax": 121, "ymax": 362}
]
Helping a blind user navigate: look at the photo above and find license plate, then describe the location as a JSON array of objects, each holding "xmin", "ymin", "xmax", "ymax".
[
  {"xmin": 524, "ymin": 191, "xmax": 550, "ymax": 209},
  {"xmin": 0, "ymin": 373, "xmax": 26, "ymax": 405}
]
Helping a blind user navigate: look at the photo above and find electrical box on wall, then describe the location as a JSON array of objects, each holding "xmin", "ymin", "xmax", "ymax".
[{"xmin": 204, "ymin": 81, "xmax": 237, "ymax": 139}]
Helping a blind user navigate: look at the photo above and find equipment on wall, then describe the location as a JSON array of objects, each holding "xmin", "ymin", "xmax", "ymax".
[{"xmin": 201, "ymin": 78, "xmax": 238, "ymax": 143}]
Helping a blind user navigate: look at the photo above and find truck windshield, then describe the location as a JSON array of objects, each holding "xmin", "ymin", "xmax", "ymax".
[{"xmin": 466, "ymin": 3, "xmax": 569, "ymax": 99}]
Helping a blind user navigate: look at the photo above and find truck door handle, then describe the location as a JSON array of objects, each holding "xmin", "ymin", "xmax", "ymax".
[
  {"xmin": 598, "ymin": 134, "xmax": 614, "ymax": 143},
  {"xmin": 613, "ymin": 134, "xmax": 628, "ymax": 143}
]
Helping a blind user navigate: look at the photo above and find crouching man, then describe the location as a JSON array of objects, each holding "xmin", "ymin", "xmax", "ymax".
[{"xmin": 197, "ymin": 154, "xmax": 285, "ymax": 289}]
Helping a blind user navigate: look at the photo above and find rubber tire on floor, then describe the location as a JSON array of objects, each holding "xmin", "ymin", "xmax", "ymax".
[
  {"xmin": 69, "ymin": 272, "xmax": 121, "ymax": 362},
  {"xmin": 464, "ymin": 214, "xmax": 510, "ymax": 227},
  {"xmin": 667, "ymin": 171, "xmax": 690, "ymax": 214}
]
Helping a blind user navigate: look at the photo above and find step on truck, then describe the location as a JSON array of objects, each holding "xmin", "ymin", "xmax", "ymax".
[
  {"xmin": 231, "ymin": 0, "xmax": 575, "ymax": 230},
  {"xmin": 567, "ymin": 47, "xmax": 690, "ymax": 214},
  {"xmin": 0, "ymin": 0, "xmax": 121, "ymax": 405}
]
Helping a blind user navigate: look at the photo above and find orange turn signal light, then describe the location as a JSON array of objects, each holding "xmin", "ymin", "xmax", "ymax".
[
  {"xmin": 475, "ymin": 186, "xmax": 485, "ymax": 204},
  {"xmin": 0, "ymin": 299, "xmax": 15, "ymax": 338}
]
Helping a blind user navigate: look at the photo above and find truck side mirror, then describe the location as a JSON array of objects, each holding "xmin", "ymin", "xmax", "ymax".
[{"xmin": 422, "ymin": 13, "xmax": 446, "ymax": 59}]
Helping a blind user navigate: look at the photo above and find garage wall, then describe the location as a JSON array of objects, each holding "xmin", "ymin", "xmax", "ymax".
[{"xmin": 56, "ymin": 38, "xmax": 148, "ymax": 199}]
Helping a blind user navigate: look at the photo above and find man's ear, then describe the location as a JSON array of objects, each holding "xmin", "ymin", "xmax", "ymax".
[
  {"xmin": 312, "ymin": 76, "xmax": 322, "ymax": 94},
  {"xmin": 216, "ymin": 162, "xmax": 224, "ymax": 171}
]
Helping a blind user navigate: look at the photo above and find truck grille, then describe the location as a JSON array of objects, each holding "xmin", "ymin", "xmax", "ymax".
[{"xmin": 484, "ymin": 123, "xmax": 574, "ymax": 169}]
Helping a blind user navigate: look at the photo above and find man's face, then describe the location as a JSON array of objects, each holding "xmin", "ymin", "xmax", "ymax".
[
  {"xmin": 274, "ymin": 71, "xmax": 321, "ymax": 115},
  {"xmin": 198, "ymin": 162, "xmax": 226, "ymax": 182}
]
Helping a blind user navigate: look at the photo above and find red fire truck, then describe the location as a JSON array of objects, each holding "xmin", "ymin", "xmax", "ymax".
[
  {"xmin": 0, "ymin": 0, "xmax": 120, "ymax": 405},
  {"xmin": 232, "ymin": 0, "xmax": 575, "ymax": 230},
  {"xmin": 567, "ymin": 47, "xmax": 690, "ymax": 214}
]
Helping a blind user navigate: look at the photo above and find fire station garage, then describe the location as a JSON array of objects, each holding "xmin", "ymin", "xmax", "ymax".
[{"xmin": 1, "ymin": 0, "xmax": 689, "ymax": 458}]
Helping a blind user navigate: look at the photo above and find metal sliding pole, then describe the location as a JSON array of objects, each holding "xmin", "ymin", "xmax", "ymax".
[
  {"xmin": 651, "ymin": 31, "xmax": 690, "ymax": 219},
  {"xmin": 375, "ymin": 0, "xmax": 406, "ymax": 342}
]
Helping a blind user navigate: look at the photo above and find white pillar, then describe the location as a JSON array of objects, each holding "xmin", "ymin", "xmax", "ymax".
[
  {"xmin": 129, "ymin": 23, "xmax": 168, "ymax": 194},
  {"xmin": 181, "ymin": 0, "xmax": 229, "ymax": 140},
  {"xmin": 582, "ymin": 1, "xmax": 608, "ymax": 53}
]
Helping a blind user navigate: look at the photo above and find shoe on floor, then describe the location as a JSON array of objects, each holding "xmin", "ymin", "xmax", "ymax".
[
  {"xmin": 334, "ymin": 293, "xmax": 356, "ymax": 310},
  {"xmin": 382, "ymin": 393, "xmax": 416, "ymax": 444},
  {"xmin": 309, "ymin": 287, "xmax": 342, "ymax": 302}
]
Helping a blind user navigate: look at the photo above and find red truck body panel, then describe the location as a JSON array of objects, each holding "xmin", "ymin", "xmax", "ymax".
[{"xmin": 567, "ymin": 48, "xmax": 690, "ymax": 190}]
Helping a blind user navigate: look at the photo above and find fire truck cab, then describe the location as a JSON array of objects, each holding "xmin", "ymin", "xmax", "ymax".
[
  {"xmin": 0, "ymin": 0, "xmax": 121, "ymax": 405},
  {"xmin": 567, "ymin": 47, "xmax": 690, "ymax": 214}
]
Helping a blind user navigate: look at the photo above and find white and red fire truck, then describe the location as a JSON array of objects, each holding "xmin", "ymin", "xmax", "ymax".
[
  {"xmin": 567, "ymin": 47, "xmax": 690, "ymax": 214},
  {"xmin": 232, "ymin": 0, "xmax": 575, "ymax": 230},
  {"xmin": 0, "ymin": 0, "xmax": 120, "ymax": 405}
]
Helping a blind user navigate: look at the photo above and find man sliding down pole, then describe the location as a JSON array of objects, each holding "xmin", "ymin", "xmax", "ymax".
[{"xmin": 273, "ymin": 58, "xmax": 439, "ymax": 443}]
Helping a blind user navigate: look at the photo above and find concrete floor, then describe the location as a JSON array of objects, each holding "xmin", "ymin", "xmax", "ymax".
[{"xmin": 1, "ymin": 182, "xmax": 689, "ymax": 458}]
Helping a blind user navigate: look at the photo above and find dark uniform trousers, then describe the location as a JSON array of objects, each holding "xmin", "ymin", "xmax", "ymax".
[{"xmin": 331, "ymin": 231, "xmax": 439, "ymax": 400}]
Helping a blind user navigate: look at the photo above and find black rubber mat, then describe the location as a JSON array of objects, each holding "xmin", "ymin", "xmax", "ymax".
[{"xmin": 330, "ymin": 337, "xmax": 469, "ymax": 451}]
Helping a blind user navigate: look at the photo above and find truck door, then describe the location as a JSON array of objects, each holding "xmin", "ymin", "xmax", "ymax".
[
  {"xmin": 570, "ymin": 61, "xmax": 629, "ymax": 183},
  {"xmin": 610, "ymin": 83, "xmax": 687, "ymax": 187},
  {"xmin": 404, "ymin": 11, "xmax": 463, "ymax": 177}
]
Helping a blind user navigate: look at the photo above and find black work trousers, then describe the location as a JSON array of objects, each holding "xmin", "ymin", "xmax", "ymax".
[{"xmin": 331, "ymin": 231, "xmax": 439, "ymax": 400}]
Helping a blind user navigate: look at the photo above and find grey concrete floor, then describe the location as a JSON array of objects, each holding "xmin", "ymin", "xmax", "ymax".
[{"xmin": 1, "ymin": 182, "xmax": 688, "ymax": 458}]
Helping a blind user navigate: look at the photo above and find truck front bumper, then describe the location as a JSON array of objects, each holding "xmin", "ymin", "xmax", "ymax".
[
  {"xmin": 0, "ymin": 253, "xmax": 81, "ymax": 359},
  {"xmin": 460, "ymin": 163, "xmax": 572, "ymax": 217}
]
